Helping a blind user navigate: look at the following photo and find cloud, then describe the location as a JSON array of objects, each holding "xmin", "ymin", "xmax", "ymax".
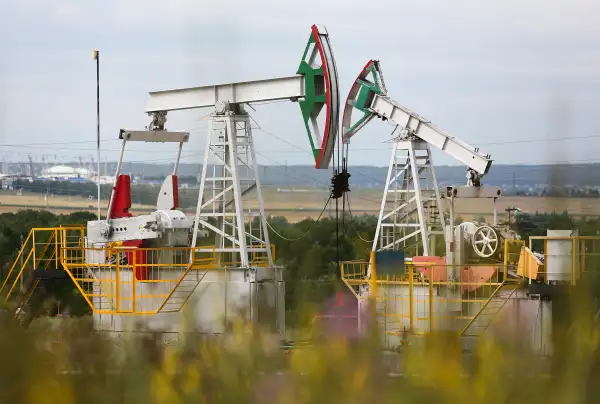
[{"xmin": 1, "ymin": 0, "xmax": 600, "ymax": 167}]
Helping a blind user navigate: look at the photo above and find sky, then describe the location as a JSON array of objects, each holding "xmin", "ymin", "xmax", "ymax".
[{"xmin": 1, "ymin": 0, "xmax": 600, "ymax": 170}]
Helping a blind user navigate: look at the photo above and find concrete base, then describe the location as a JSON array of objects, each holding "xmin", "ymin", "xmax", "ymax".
[
  {"xmin": 486, "ymin": 293, "xmax": 553, "ymax": 356},
  {"xmin": 368, "ymin": 284, "xmax": 553, "ymax": 354}
]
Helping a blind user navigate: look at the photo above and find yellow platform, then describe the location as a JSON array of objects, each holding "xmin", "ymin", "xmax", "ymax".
[{"xmin": 0, "ymin": 226, "xmax": 275, "ymax": 317}]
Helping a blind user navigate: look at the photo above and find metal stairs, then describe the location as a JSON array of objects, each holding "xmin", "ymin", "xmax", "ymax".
[
  {"xmin": 14, "ymin": 276, "xmax": 40, "ymax": 324},
  {"xmin": 341, "ymin": 277, "xmax": 364, "ymax": 299},
  {"xmin": 460, "ymin": 281, "xmax": 519, "ymax": 338},
  {"xmin": 157, "ymin": 259, "xmax": 213, "ymax": 313},
  {"xmin": 0, "ymin": 228, "xmax": 70, "ymax": 322}
]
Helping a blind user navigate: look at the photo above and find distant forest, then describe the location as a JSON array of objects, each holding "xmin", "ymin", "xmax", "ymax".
[
  {"xmin": 6, "ymin": 161, "xmax": 600, "ymax": 192},
  {"xmin": 106, "ymin": 162, "xmax": 600, "ymax": 189}
]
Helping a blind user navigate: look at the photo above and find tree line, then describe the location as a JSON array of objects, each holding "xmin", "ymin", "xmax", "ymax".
[{"xmin": 1, "ymin": 209, "xmax": 600, "ymax": 323}]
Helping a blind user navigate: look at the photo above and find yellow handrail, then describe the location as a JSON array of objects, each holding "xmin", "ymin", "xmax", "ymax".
[
  {"xmin": 60, "ymin": 244, "xmax": 220, "ymax": 315},
  {"xmin": 0, "ymin": 230, "xmax": 33, "ymax": 294},
  {"xmin": 3, "ymin": 249, "xmax": 34, "ymax": 304},
  {"xmin": 459, "ymin": 281, "xmax": 505, "ymax": 336},
  {"xmin": 2, "ymin": 225, "xmax": 276, "ymax": 316}
]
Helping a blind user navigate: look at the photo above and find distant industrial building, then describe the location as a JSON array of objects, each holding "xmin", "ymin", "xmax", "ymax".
[
  {"xmin": 34, "ymin": 165, "xmax": 114, "ymax": 184},
  {"xmin": 39, "ymin": 165, "xmax": 91, "ymax": 181}
]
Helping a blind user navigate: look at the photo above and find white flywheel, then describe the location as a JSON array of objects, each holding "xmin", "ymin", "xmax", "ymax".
[{"xmin": 472, "ymin": 225, "xmax": 499, "ymax": 258}]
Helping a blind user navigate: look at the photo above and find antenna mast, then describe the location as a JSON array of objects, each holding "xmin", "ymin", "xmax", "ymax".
[{"xmin": 93, "ymin": 49, "xmax": 101, "ymax": 219}]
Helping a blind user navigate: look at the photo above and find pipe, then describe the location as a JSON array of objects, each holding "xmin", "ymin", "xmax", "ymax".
[
  {"xmin": 173, "ymin": 142, "xmax": 183, "ymax": 175},
  {"xmin": 105, "ymin": 138, "xmax": 127, "ymax": 222}
]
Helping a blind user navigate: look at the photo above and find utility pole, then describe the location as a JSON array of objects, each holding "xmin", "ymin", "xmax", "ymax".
[
  {"xmin": 505, "ymin": 206, "xmax": 519, "ymax": 228},
  {"xmin": 93, "ymin": 49, "xmax": 101, "ymax": 219}
]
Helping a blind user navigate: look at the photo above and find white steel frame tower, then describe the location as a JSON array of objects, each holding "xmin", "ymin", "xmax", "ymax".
[
  {"xmin": 144, "ymin": 25, "xmax": 340, "ymax": 268},
  {"xmin": 372, "ymin": 137, "xmax": 445, "ymax": 256},
  {"xmin": 191, "ymin": 103, "xmax": 272, "ymax": 268},
  {"xmin": 342, "ymin": 60, "xmax": 492, "ymax": 258}
]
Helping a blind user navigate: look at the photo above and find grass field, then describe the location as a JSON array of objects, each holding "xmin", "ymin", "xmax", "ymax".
[
  {"xmin": 2, "ymin": 187, "xmax": 600, "ymax": 223},
  {"xmin": 0, "ymin": 193, "xmax": 155, "ymax": 216}
]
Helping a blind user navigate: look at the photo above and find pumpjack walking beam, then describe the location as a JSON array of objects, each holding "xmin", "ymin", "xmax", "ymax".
[
  {"xmin": 143, "ymin": 24, "xmax": 342, "ymax": 266},
  {"xmin": 342, "ymin": 60, "xmax": 492, "ymax": 179},
  {"xmin": 146, "ymin": 24, "xmax": 340, "ymax": 171},
  {"xmin": 342, "ymin": 60, "xmax": 493, "ymax": 256}
]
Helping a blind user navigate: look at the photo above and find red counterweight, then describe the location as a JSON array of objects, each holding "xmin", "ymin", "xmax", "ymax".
[{"xmin": 108, "ymin": 174, "xmax": 149, "ymax": 280}]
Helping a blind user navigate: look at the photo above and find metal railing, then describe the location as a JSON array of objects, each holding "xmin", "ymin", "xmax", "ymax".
[
  {"xmin": 1, "ymin": 226, "xmax": 221, "ymax": 315},
  {"xmin": 459, "ymin": 279, "xmax": 518, "ymax": 337},
  {"xmin": 220, "ymin": 243, "xmax": 277, "ymax": 267},
  {"xmin": 62, "ymin": 245, "xmax": 217, "ymax": 315},
  {"xmin": 2, "ymin": 223, "xmax": 284, "ymax": 316},
  {"xmin": 340, "ymin": 260, "xmax": 368, "ymax": 299},
  {"xmin": 379, "ymin": 263, "xmax": 504, "ymax": 337},
  {"xmin": 341, "ymin": 236, "xmax": 600, "ymax": 342},
  {"xmin": 0, "ymin": 226, "xmax": 84, "ymax": 312},
  {"xmin": 340, "ymin": 258, "xmax": 505, "ymax": 338},
  {"xmin": 527, "ymin": 235, "xmax": 600, "ymax": 285}
]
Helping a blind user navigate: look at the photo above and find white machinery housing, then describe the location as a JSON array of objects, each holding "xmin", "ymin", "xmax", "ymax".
[{"xmin": 86, "ymin": 129, "xmax": 194, "ymax": 250}]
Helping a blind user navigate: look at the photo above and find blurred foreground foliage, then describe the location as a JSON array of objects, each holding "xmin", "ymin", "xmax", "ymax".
[
  {"xmin": 0, "ymin": 209, "xmax": 599, "ymax": 401},
  {"xmin": 0, "ymin": 286, "xmax": 599, "ymax": 404}
]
